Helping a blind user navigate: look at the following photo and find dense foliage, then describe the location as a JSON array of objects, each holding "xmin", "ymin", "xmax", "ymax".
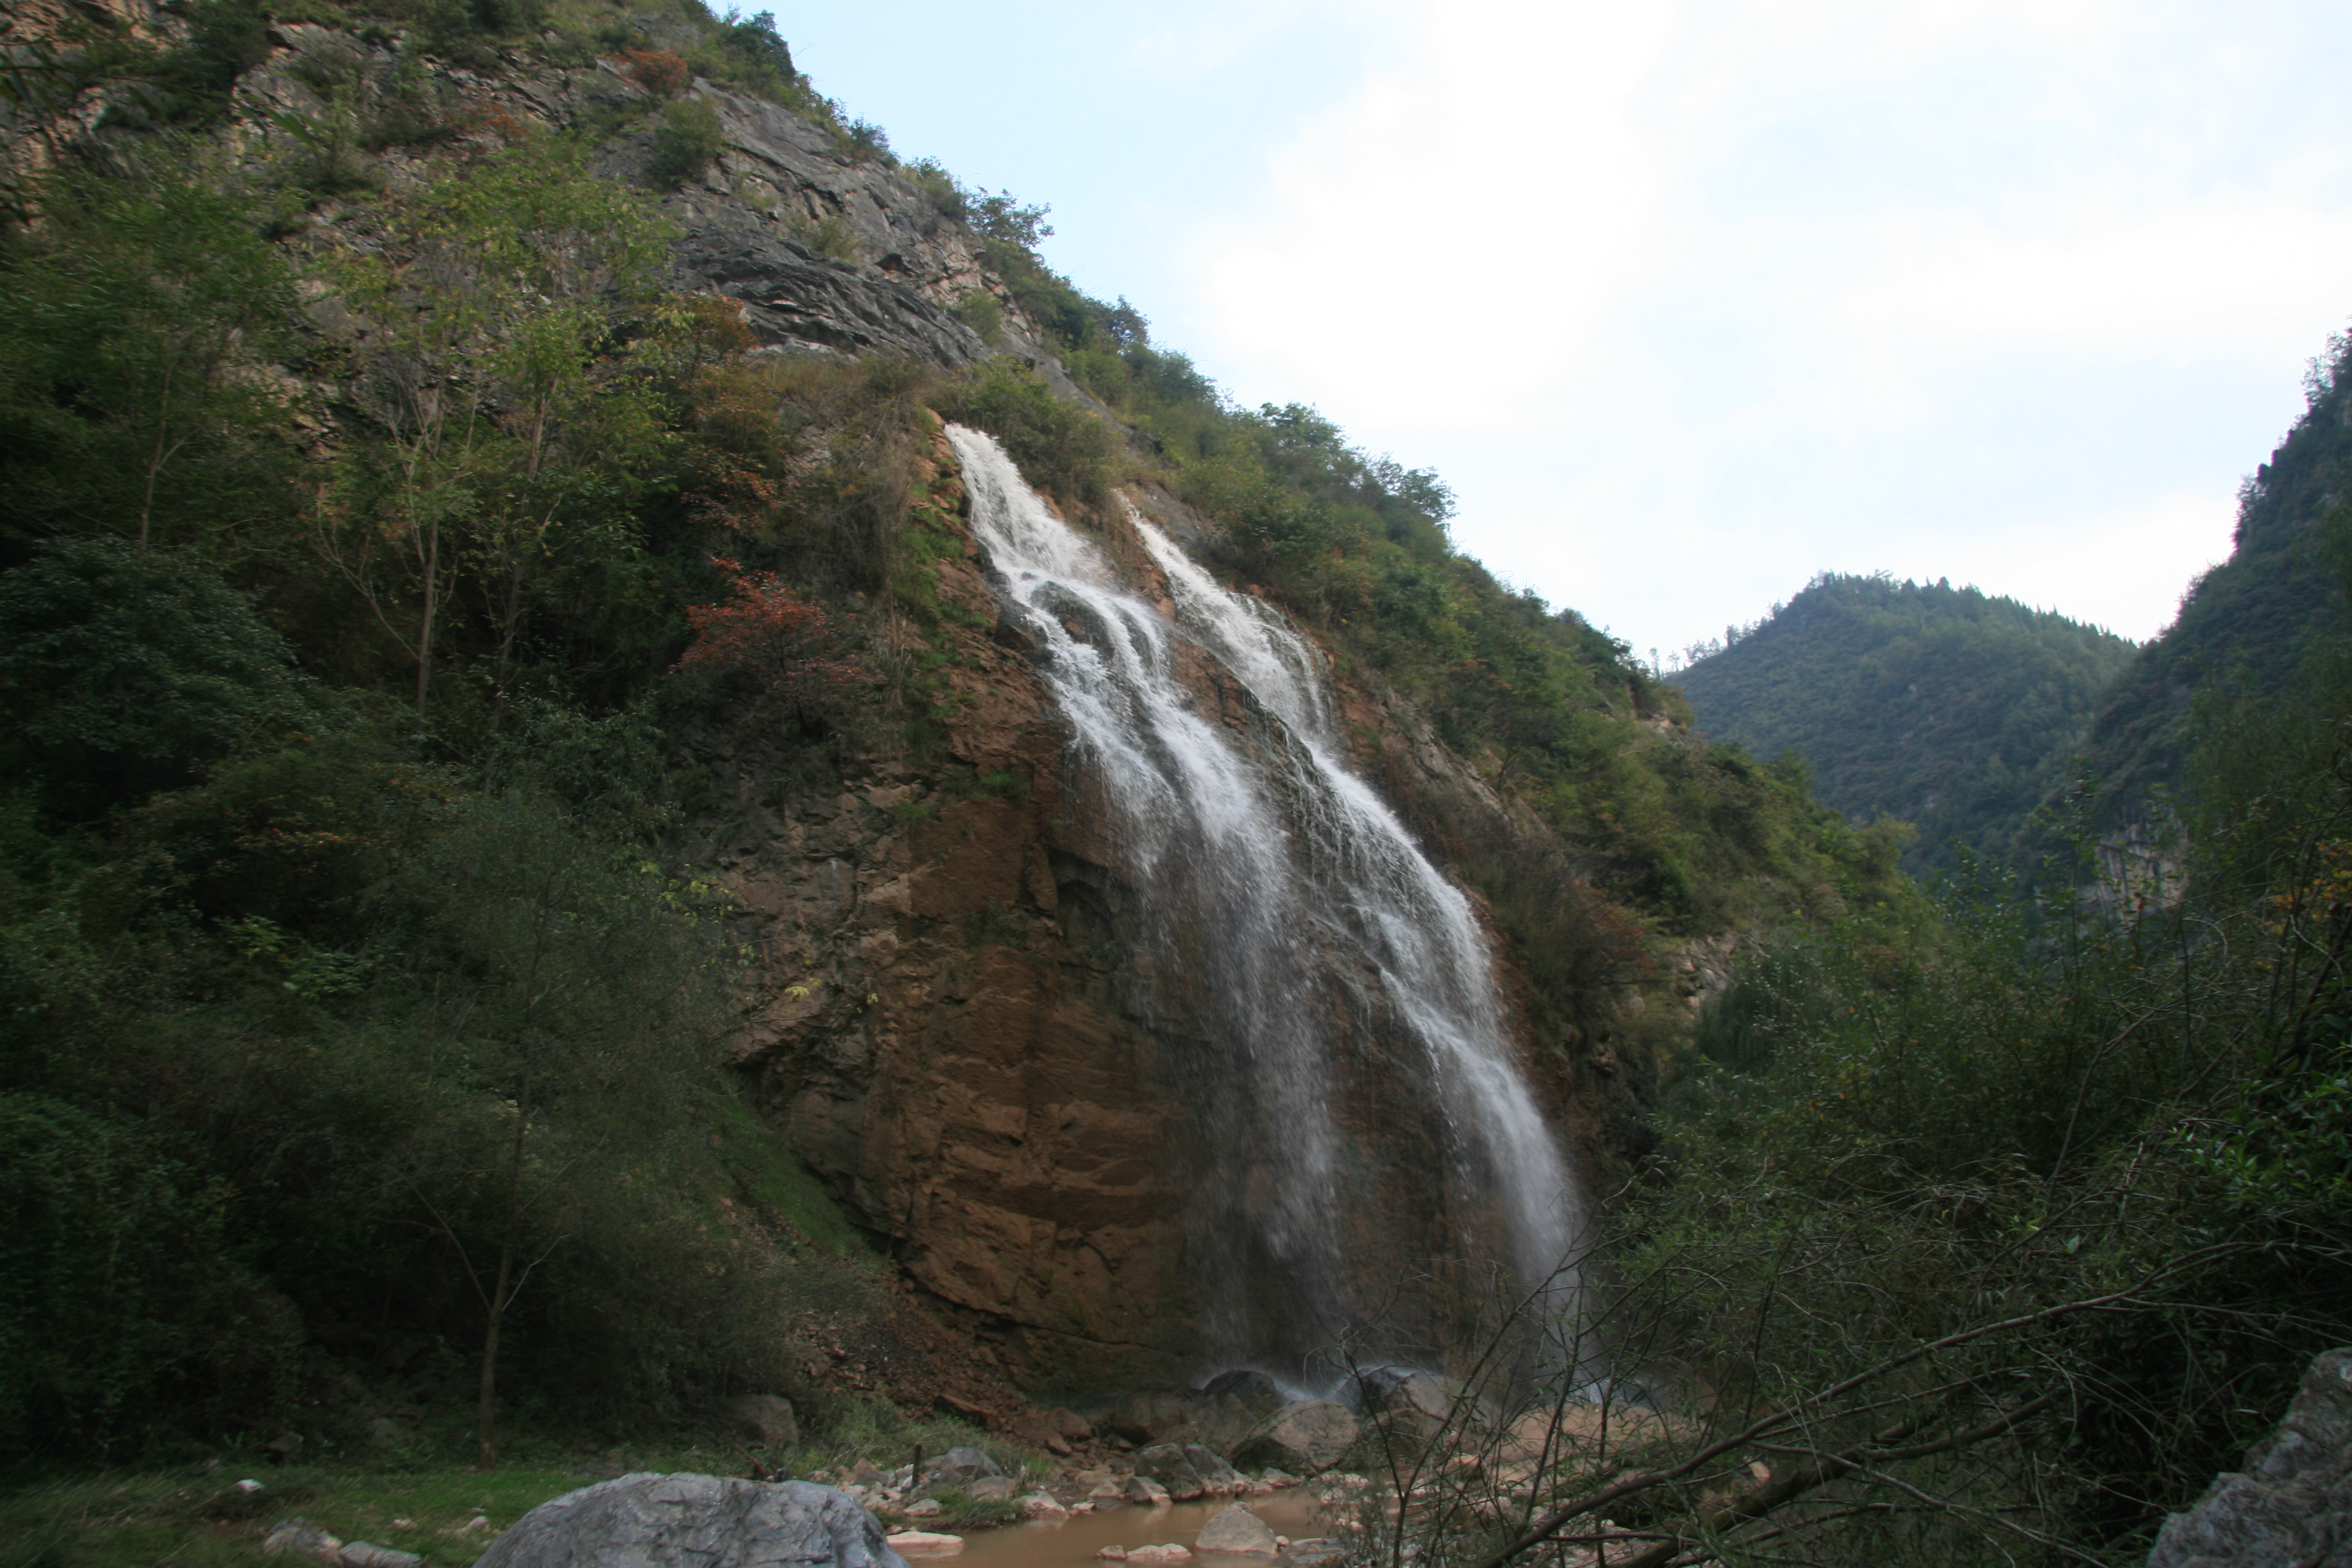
[
  {"xmin": 1532, "ymin": 500, "xmax": 2352, "ymax": 1564},
  {"xmin": 2066, "ymin": 340, "xmax": 2352, "ymax": 829},
  {"xmin": 0, "ymin": 107, "xmax": 903, "ymax": 1461},
  {"xmin": 1673, "ymin": 575, "xmax": 2137, "ymax": 878}
]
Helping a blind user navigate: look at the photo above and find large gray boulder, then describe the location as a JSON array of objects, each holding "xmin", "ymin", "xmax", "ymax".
[
  {"xmin": 2148, "ymin": 1347, "xmax": 2352, "ymax": 1567},
  {"xmin": 1133, "ymin": 1443, "xmax": 1207, "ymax": 1500},
  {"xmin": 473, "ymin": 1473, "xmax": 909, "ymax": 1568},
  {"xmin": 1108, "ymin": 1375, "xmax": 1286, "ymax": 1452},
  {"xmin": 1195, "ymin": 1501, "xmax": 1279, "ymax": 1557},
  {"xmin": 1357, "ymin": 1367, "xmax": 1467, "ymax": 1426},
  {"xmin": 1232, "ymin": 1402, "xmax": 1357, "ymax": 1476},
  {"xmin": 922, "ymin": 1446, "xmax": 1004, "ymax": 1486}
]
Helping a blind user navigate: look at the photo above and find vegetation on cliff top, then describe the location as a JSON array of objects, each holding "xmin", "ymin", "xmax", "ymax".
[{"xmin": 1671, "ymin": 573, "xmax": 2136, "ymax": 878}]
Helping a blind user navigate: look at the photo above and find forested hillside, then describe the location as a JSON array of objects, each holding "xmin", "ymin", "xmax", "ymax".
[
  {"xmin": 1673, "ymin": 575, "xmax": 2136, "ymax": 877},
  {"xmin": 2068, "ymin": 345, "xmax": 2352, "ymax": 824}
]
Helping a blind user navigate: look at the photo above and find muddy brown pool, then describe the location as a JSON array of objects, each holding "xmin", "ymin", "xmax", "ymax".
[{"xmin": 892, "ymin": 1494, "xmax": 1337, "ymax": 1568}]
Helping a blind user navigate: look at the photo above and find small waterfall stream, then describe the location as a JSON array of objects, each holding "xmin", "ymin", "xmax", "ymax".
[{"xmin": 946, "ymin": 425, "xmax": 1583, "ymax": 1375}]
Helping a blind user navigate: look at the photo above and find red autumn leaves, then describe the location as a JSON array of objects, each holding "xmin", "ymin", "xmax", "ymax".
[{"xmin": 673, "ymin": 558, "xmax": 865, "ymax": 716}]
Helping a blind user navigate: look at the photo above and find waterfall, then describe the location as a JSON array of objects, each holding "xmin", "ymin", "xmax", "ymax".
[{"xmin": 946, "ymin": 423, "xmax": 1584, "ymax": 1376}]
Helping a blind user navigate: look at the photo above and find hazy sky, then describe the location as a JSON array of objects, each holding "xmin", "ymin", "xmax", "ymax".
[{"xmin": 778, "ymin": 0, "xmax": 2352, "ymax": 658}]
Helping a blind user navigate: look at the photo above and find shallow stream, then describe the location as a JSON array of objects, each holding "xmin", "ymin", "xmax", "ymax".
[{"xmin": 895, "ymin": 1493, "xmax": 1336, "ymax": 1568}]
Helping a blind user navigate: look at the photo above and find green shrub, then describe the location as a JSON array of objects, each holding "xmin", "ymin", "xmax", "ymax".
[
  {"xmin": 950, "ymin": 288, "xmax": 1004, "ymax": 345},
  {"xmin": 651, "ymin": 96, "xmax": 724, "ymax": 186},
  {"xmin": 0, "ymin": 538, "xmax": 311, "ymax": 819},
  {"xmin": 789, "ymin": 211, "xmax": 860, "ymax": 261},
  {"xmin": 932, "ymin": 358, "xmax": 1113, "ymax": 512},
  {"xmin": 151, "ymin": 0, "xmax": 273, "ymax": 118},
  {"xmin": 0, "ymin": 1093, "xmax": 299, "ymax": 1454}
]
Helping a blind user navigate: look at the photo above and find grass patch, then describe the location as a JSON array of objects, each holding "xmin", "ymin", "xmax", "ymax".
[
  {"xmin": 710, "ymin": 1096, "xmax": 875, "ymax": 1257},
  {"xmin": 0, "ymin": 1406, "xmax": 1044, "ymax": 1568},
  {"xmin": 1, "ymin": 1456, "xmax": 649, "ymax": 1568}
]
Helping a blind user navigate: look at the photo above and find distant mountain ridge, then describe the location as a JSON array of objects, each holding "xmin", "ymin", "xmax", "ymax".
[{"xmin": 1673, "ymin": 573, "xmax": 2137, "ymax": 877}]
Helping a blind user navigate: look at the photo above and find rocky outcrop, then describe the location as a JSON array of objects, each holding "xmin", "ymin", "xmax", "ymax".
[
  {"xmin": 610, "ymin": 85, "xmax": 1001, "ymax": 366},
  {"xmin": 711, "ymin": 442, "xmax": 1203, "ymax": 1388},
  {"xmin": 474, "ymin": 1474, "xmax": 907, "ymax": 1568},
  {"xmin": 1133, "ymin": 1443, "xmax": 1246, "ymax": 1501},
  {"xmin": 2148, "ymin": 1347, "xmax": 2352, "ymax": 1567},
  {"xmin": 715, "ymin": 452, "xmax": 1602, "ymax": 1391},
  {"xmin": 10, "ymin": 8, "xmax": 1074, "ymax": 378}
]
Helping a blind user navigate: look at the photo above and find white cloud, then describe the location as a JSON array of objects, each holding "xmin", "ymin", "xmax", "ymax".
[
  {"xmin": 1194, "ymin": 0, "xmax": 1677, "ymax": 424},
  {"xmin": 1843, "ymin": 206, "xmax": 2352, "ymax": 356},
  {"xmin": 1180, "ymin": 0, "xmax": 2352, "ymax": 652}
]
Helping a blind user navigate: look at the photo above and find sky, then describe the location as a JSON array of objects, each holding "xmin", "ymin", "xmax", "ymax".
[{"xmin": 776, "ymin": 0, "xmax": 2352, "ymax": 661}]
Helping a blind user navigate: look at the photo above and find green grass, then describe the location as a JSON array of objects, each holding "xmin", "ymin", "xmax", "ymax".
[
  {"xmin": 1, "ymin": 1454, "xmax": 652, "ymax": 1568},
  {"xmin": 708, "ymin": 1094, "xmax": 878, "ymax": 1257},
  {"xmin": 0, "ymin": 1406, "xmax": 1046, "ymax": 1568}
]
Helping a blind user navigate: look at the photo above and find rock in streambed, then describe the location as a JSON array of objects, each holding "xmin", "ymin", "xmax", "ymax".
[{"xmin": 472, "ymin": 1472, "xmax": 909, "ymax": 1568}]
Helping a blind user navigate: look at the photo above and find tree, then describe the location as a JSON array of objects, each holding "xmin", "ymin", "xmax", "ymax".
[
  {"xmin": 0, "ymin": 537, "xmax": 310, "ymax": 817},
  {"xmin": 0, "ymin": 148, "xmax": 297, "ymax": 550},
  {"xmin": 382, "ymin": 782, "xmax": 730, "ymax": 1465},
  {"xmin": 319, "ymin": 133, "xmax": 675, "ymax": 713},
  {"xmin": 672, "ymin": 557, "xmax": 866, "ymax": 727}
]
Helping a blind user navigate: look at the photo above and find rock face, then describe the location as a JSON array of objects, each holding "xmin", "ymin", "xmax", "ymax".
[
  {"xmin": 2148, "ymin": 1347, "xmax": 2352, "ymax": 1568},
  {"xmin": 712, "ymin": 442, "xmax": 1206, "ymax": 1388},
  {"xmin": 474, "ymin": 1474, "xmax": 907, "ymax": 1568},
  {"xmin": 24, "ymin": 10, "xmax": 1598, "ymax": 1396},
  {"xmin": 714, "ymin": 457, "xmax": 1599, "ymax": 1388},
  {"xmin": 8, "ymin": 7, "xmax": 1604, "ymax": 1402},
  {"xmin": 15, "ymin": 16, "xmax": 1083, "ymax": 385},
  {"xmin": 1232, "ymin": 1402, "xmax": 1359, "ymax": 1476}
]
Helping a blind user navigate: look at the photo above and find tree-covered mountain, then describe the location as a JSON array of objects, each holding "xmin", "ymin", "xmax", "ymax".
[
  {"xmin": 1672, "ymin": 573, "xmax": 2137, "ymax": 877},
  {"xmin": 2066, "ymin": 346, "xmax": 2352, "ymax": 828}
]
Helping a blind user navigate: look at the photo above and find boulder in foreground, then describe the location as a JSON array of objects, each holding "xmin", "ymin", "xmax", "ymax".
[
  {"xmin": 473, "ymin": 1473, "xmax": 909, "ymax": 1568},
  {"xmin": 2148, "ymin": 1346, "xmax": 2352, "ymax": 1568}
]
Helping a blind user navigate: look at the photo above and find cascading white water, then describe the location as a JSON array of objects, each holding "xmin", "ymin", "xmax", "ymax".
[{"xmin": 946, "ymin": 423, "xmax": 1584, "ymax": 1371}]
